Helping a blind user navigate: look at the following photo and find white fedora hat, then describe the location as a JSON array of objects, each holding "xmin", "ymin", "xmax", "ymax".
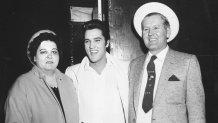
[{"xmin": 133, "ymin": 2, "xmax": 179, "ymax": 42}]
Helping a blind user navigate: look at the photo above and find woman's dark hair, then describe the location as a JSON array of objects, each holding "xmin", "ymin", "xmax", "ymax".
[
  {"xmin": 28, "ymin": 32, "xmax": 63, "ymax": 64},
  {"xmin": 83, "ymin": 19, "xmax": 110, "ymax": 41}
]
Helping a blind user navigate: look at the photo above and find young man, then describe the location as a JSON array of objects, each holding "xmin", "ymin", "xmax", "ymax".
[
  {"xmin": 66, "ymin": 19, "xmax": 129, "ymax": 123},
  {"xmin": 128, "ymin": 2, "xmax": 205, "ymax": 123}
]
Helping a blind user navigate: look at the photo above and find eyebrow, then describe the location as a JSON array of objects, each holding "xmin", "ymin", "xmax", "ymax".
[
  {"xmin": 143, "ymin": 24, "xmax": 161, "ymax": 28},
  {"xmin": 39, "ymin": 48, "xmax": 58, "ymax": 51},
  {"xmin": 85, "ymin": 37, "xmax": 102, "ymax": 40},
  {"xmin": 52, "ymin": 48, "xmax": 58, "ymax": 50},
  {"xmin": 94, "ymin": 37, "xmax": 102, "ymax": 40}
]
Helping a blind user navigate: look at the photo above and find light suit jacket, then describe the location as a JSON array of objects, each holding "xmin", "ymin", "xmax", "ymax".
[{"xmin": 128, "ymin": 48, "xmax": 205, "ymax": 123}]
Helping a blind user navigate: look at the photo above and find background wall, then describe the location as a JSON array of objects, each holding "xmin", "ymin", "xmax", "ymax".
[{"xmin": 1, "ymin": 0, "xmax": 218, "ymax": 122}]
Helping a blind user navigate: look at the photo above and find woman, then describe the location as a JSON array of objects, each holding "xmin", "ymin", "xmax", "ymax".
[{"xmin": 5, "ymin": 30, "xmax": 79, "ymax": 123}]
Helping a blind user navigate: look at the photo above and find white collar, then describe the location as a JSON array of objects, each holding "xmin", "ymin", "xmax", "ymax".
[
  {"xmin": 148, "ymin": 45, "xmax": 169, "ymax": 62},
  {"xmin": 81, "ymin": 52, "xmax": 115, "ymax": 71}
]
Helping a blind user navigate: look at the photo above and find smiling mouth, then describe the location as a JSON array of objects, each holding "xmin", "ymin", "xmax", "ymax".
[
  {"xmin": 90, "ymin": 50, "xmax": 98, "ymax": 54},
  {"xmin": 149, "ymin": 39, "xmax": 158, "ymax": 43},
  {"xmin": 149, "ymin": 38, "xmax": 157, "ymax": 41}
]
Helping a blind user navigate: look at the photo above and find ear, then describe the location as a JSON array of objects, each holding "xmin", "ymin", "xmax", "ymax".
[
  {"xmin": 34, "ymin": 56, "xmax": 36, "ymax": 62},
  {"xmin": 166, "ymin": 27, "xmax": 171, "ymax": 39},
  {"xmin": 106, "ymin": 40, "xmax": 110, "ymax": 48}
]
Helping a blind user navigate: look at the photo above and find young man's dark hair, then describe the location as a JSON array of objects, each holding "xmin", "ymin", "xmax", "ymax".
[{"xmin": 83, "ymin": 19, "xmax": 110, "ymax": 42}]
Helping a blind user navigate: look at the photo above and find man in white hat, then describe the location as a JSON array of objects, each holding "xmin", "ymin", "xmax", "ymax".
[{"xmin": 128, "ymin": 2, "xmax": 205, "ymax": 123}]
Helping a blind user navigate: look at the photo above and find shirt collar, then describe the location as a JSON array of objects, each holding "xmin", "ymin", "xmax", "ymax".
[
  {"xmin": 148, "ymin": 45, "xmax": 169, "ymax": 62},
  {"xmin": 82, "ymin": 52, "xmax": 114, "ymax": 71}
]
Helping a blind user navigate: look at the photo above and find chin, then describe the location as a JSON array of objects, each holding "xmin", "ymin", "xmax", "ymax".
[
  {"xmin": 45, "ymin": 66, "xmax": 56, "ymax": 70},
  {"xmin": 148, "ymin": 46, "xmax": 158, "ymax": 50},
  {"xmin": 89, "ymin": 59, "xmax": 98, "ymax": 63}
]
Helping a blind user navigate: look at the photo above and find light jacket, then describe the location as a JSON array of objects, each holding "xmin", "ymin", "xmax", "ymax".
[
  {"xmin": 128, "ymin": 49, "xmax": 205, "ymax": 123},
  {"xmin": 5, "ymin": 66, "xmax": 79, "ymax": 123}
]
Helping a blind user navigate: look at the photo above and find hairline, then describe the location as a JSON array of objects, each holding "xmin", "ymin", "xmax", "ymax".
[{"xmin": 141, "ymin": 12, "xmax": 170, "ymax": 29}]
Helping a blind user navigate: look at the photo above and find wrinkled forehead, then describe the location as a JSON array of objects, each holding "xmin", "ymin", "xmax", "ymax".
[
  {"xmin": 142, "ymin": 14, "xmax": 165, "ymax": 27},
  {"xmin": 143, "ymin": 13, "xmax": 168, "ymax": 24}
]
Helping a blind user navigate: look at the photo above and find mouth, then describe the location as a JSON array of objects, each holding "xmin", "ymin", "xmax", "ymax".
[
  {"xmin": 90, "ymin": 50, "xmax": 98, "ymax": 55},
  {"xmin": 149, "ymin": 38, "xmax": 158, "ymax": 43},
  {"xmin": 46, "ymin": 61, "xmax": 54, "ymax": 64},
  {"xmin": 149, "ymin": 38, "xmax": 157, "ymax": 41}
]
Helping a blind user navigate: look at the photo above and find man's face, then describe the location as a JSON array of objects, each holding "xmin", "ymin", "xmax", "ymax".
[
  {"xmin": 141, "ymin": 14, "xmax": 170, "ymax": 54},
  {"xmin": 84, "ymin": 28, "xmax": 108, "ymax": 64}
]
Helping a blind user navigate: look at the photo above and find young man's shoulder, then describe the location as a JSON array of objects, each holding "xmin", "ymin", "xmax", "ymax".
[
  {"xmin": 67, "ymin": 63, "xmax": 81, "ymax": 70},
  {"xmin": 116, "ymin": 59, "xmax": 130, "ymax": 66},
  {"xmin": 65, "ymin": 63, "xmax": 81, "ymax": 76},
  {"xmin": 112, "ymin": 56, "xmax": 130, "ymax": 67}
]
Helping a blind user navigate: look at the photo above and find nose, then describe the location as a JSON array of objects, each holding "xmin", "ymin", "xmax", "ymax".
[
  {"xmin": 47, "ymin": 53, "xmax": 53, "ymax": 59},
  {"xmin": 89, "ymin": 41, "xmax": 95, "ymax": 49},
  {"xmin": 148, "ymin": 29, "xmax": 153, "ymax": 36}
]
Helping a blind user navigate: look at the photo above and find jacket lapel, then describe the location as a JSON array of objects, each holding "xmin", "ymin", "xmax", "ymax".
[
  {"xmin": 153, "ymin": 49, "xmax": 176, "ymax": 106},
  {"xmin": 133, "ymin": 55, "xmax": 147, "ymax": 115},
  {"xmin": 58, "ymin": 74, "xmax": 79, "ymax": 123}
]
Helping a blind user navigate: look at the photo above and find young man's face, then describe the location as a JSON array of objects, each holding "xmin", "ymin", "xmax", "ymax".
[
  {"xmin": 84, "ymin": 28, "xmax": 108, "ymax": 64},
  {"xmin": 141, "ymin": 14, "xmax": 170, "ymax": 54}
]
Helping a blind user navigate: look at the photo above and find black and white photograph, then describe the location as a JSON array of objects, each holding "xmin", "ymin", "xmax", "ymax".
[{"xmin": 1, "ymin": 0, "xmax": 218, "ymax": 123}]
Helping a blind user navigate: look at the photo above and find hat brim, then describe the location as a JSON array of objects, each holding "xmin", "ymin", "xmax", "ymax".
[{"xmin": 133, "ymin": 2, "xmax": 179, "ymax": 42}]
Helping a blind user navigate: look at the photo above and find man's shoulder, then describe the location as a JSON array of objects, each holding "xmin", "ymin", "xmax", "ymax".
[
  {"xmin": 115, "ymin": 58, "xmax": 130, "ymax": 67},
  {"xmin": 108, "ymin": 55, "xmax": 130, "ymax": 74},
  {"xmin": 65, "ymin": 63, "xmax": 81, "ymax": 75},
  {"xmin": 128, "ymin": 55, "xmax": 146, "ymax": 71},
  {"xmin": 68, "ymin": 63, "xmax": 81, "ymax": 69},
  {"xmin": 169, "ymin": 49, "xmax": 195, "ymax": 60},
  {"xmin": 131, "ymin": 54, "xmax": 146, "ymax": 63}
]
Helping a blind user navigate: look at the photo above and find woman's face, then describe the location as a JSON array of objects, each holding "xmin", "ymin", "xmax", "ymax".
[{"xmin": 34, "ymin": 40, "xmax": 59, "ymax": 72}]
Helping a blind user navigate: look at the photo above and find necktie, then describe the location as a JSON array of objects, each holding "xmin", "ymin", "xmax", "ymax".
[{"xmin": 142, "ymin": 55, "xmax": 157, "ymax": 113}]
